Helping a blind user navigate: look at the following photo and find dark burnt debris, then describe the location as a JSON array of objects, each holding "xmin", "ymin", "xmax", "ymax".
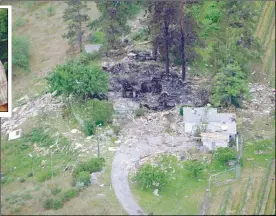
[{"xmin": 103, "ymin": 50, "xmax": 210, "ymax": 111}]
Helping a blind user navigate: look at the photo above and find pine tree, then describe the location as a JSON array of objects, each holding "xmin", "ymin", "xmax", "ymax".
[
  {"xmin": 90, "ymin": 0, "xmax": 138, "ymax": 53},
  {"xmin": 63, "ymin": 0, "xmax": 90, "ymax": 53}
]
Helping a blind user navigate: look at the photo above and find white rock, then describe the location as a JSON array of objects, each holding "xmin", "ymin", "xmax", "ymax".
[{"xmin": 153, "ymin": 189, "xmax": 159, "ymax": 196}]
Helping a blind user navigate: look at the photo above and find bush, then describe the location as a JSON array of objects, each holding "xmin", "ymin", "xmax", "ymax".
[
  {"xmin": 85, "ymin": 99, "xmax": 114, "ymax": 124},
  {"xmin": 180, "ymin": 106, "xmax": 184, "ymax": 116},
  {"xmin": 136, "ymin": 164, "xmax": 168, "ymax": 190},
  {"xmin": 14, "ymin": 18, "xmax": 25, "ymax": 28},
  {"xmin": 83, "ymin": 121, "xmax": 96, "ymax": 136},
  {"xmin": 26, "ymin": 128, "xmax": 55, "ymax": 147},
  {"xmin": 135, "ymin": 108, "xmax": 145, "ymax": 117},
  {"xmin": 72, "ymin": 157, "xmax": 105, "ymax": 178},
  {"xmin": 111, "ymin": 125, "xmax": 121, "ymax": 136},
  {"xmin": 183, "ymin": 160, "xmax": 204, "ymax": 178},
  {"xmin": 213, "ymin": 147, "xmax": 236, "ymax": 165},
  {"xmin": 72, "ymin": 171, "xmax": 90, "ymax": 187},
  {"xmin": 12, "ymin": 35, "xmax": 30, "ymax": 72},
  {"xmin": 50, "ymin": 186, "xmax": 61, "ymax": 196},
  {"xmin": 61, "ymin": 188, "xmax": 79, "ymax": 202},
  {"xmin": 132, "ymin": 27, "xmax": 149, "ymax": 41},
  {"xmin": 47, "ymin": 60, "xmax": 108, "ymax": 99},
  {"xmin": 78, "ymin": 52, "xmax": 101, "ymax": 65},
  {"xmin": 43, "ymin": 198, "xmax": 63, "ymax": 210},
  {"xmin": 19, "ymin": 178, "xmax": 26, "ymax": 183},
  {"xmin": 90, "ymin": 31, "xmax": 104, "ymax": 44},
  {"xmin": 47, "ymin": 6, "xmax": 55, "ymax": 16},
  {"xmin": 36, "ymin": 169, "xmax": 58, "ymax": 182}
]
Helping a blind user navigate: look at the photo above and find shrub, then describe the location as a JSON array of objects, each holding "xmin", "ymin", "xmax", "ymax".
[
  {"xmin": 36, "ymin": 169, "xmax": 57, "ymax": 182},
  {"xmin": 27, "ymin": 172, "xmax": 33, "ymax": 178},
  {"xmin": 61, "ymin": 188, "xmax": 79, "ymax": 202},
  {"xmin": 183, "ymin": 160, "xmax": 204, "ymax": 178},
  {"xmin": 19, "ymin": 178, "xmax": 26, "ymax": 183},
  {"xmin": 111, "ymin": 125, "xmax": 121, "ymax": 136},
  {"xmin": 135, "ymin": 108, "xmax": 145, "ymax": 117},
  {"xmin": 47, "ymin": 6, "xmax": 55, "ymax": 16},
  {"xmin": 90, "ymin": 31, "xmax": 104, "ymax": 44},
  {"xmin": 12, "ymin": 35, "xmax": 30, "ymax": 72},
  {"xmin": 14, "ymin": 18, "xmax": 25, "ymax": 28},
  {"xmin": 132, "ymin": 28, "xmax": 149, "ymax": 41},
  {"xmin": 78, "ymin": 52, "xmax": 101, "ymax": 65},
  {"xmin": 213, "ymin": 147, "xmax": 236, "ymax": 165},
  {"xmin": 72, "ymin": 171, "xmax": 90, "ymax": 187},
  {"xmin": 50, "ymin": 186, "xmax": 61, "ymax": 196},
  {"xmin": 47, "ymin": 60, "xmax": 108, "ymax": 99},
  {"xmin": 26, "ymin": 128, "xmax": 54, "ymax": 147},
  {"xmin": 136, "ymin": 164, "xmax": 168, "ymax": 190},
  {"xmin": 180, "ymin": 106, "xmax": 184, "ymax": 116},
  {"xmin": 85, "ymin": 99, "xmax": 114, "ymax": 125},
  {"xmin": 43, "ymin": 198, "xmax": 63, "ymax": 210},
  {"xmin": 72, "ymin": 157, "xmax": 105, "ymax": 178},
  {"xmin": 83, "ymin": 121, "xmax": 96, "ymax": 136}
]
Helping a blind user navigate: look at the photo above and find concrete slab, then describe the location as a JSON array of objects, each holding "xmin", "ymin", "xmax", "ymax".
[{"xmin": 8, "ymin": 129, "xmax": 22, "ymax": 141}]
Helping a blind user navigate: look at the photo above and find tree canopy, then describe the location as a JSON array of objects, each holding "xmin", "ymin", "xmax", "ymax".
[{"xmin": 46, "ymin": 59, "xmax": 109, "ymax": 100}]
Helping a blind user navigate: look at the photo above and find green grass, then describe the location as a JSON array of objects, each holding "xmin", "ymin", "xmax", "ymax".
[
  {"xmin": 255, "ymin": 160, "xmax": 273, "ymax": 214},
  {"xmin": 131, "ymin": 154, "xmax": 229, "ymax": 215},
  {"xmin": 238, "ymin": 178, "xmax": 252, "ymax": 214},
  {"xmin": 261, "ymin": 7, "xmax": 275, "ymax": 47},
  {"xmin": 1, "ymin": 129, "xmax": 75, "ymax": 185},
  {"xmin": 219, "ymin": 186, "xmax": 232, "ymax": 215}
]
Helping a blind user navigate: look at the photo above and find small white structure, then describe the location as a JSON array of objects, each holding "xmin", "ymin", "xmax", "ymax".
[
  {"xmin": 84, "ymin": 44, "xmax": 102, "ymax": 54},
  {"xmin": 8, "ymin": 129, "xmax": 22, "ymax": 141},
  {"xmin": 183, "ymin": 107, "xmax": 237, "ymax": 150}
]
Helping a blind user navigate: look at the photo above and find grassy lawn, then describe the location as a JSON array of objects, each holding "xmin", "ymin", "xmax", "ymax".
[
  {"xmin": 130, "ymin": 153, "xmax": 233, "ymax": 215},
  {"xmin": 130, "ymin": 139, "xmax": 275, "ymax": 215}
]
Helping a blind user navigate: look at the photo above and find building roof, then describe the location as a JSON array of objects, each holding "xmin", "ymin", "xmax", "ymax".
[
  {"xmin": 201, "ymin": 132, "xmax": 229, "ymax": 143},
  {"xmin": 183, "ymin": 107, "xmax": 237, "ymax": 134}
]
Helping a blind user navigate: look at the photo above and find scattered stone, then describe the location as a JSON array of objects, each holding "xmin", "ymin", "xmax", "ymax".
[
  {"xmin": 115, "ymin": 140, "xmax": 121, "ymax": 145},
  {"xmin": 100, "ymin": 184, "xmax": 105, "ymax": 187},
  {"xmin": 153, "ymin": 188, "xmax": 159, "ymax": 196},
  {"xmin": 97, "ymin": 193, "xmax": 106, "ymax": 197},
  {"xmin": 70, "ymin": 129, "xmax": 81, "ymax": 134},
  {"xmin": 108, "ymin": 147, "xmax": 118, "ymax": 152}
]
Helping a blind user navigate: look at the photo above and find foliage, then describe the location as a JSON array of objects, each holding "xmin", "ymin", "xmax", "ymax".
[
  {"xmin": 72, "ymin": 158, "xmax": 105, "ymax": 179},
  {"xmin": 36, "ymin": 169, "xmax": 57, "ymax": 182},
  {"xmin": 14, "ymin": 18, "xmax": 25, "ymax": 28},
  {"xmin": 211, "ymin": 62, "xmax": 249, "ymax": 107},
  {"xmin": 183, "ymin": 160, "xmax": 204, "ymax": 178},
  {"xmin": 111, "ymin": 125, "xmax": 121, "ymax": 136},
  {"xmin": 72, "ymin": 171, "xmax": 90, "ymax": 187},
  {"xmin": 90, "ymin": 1, "xmax": 140, "ymax": 51},
  {"xmin": 61, "ymin": 188, "xmax": 79, "ymax": 202},
  {"xmin": 135, "ymin": 108, "xmax": 145, "ymax": 117},
  {"xmin": 50, "ymin": 186, "xmax": 62, "ymax": 196},
  {"xmin": 90, "ymin": 31, "xmax": 104, "ymax": 44},
  {"xmin": 43, "ymin": 198, "xmax": 63, "ymax": 210},
  {"xmin": 132, "ymin": 27, "xmax": 150, "ymax": 42},
  {"xmin": 136, "ymin": 164, "xmax": 168, "ymax": 190},
  {"xmin": 179, "ymin": 106, "xmax": 184, "ymax": 116},
  {"xmin": 213, "ymin": 147, "xmax": 236, "ymax": 165},
  {"xmin": 25, "ymin": 128, "xmax": 55, "ymax": 147},
  {"xmin": 47, "ymin": 60, "xmax": 108, "ymax": 99},
  {"xmin": 63, "ymin": 0, "xmax": 90, "ymax": 52},
  {"xmin": 253, "ymin": 139, "xmax": 274, "ymax": 152},
  {"xmin": 47, "ymin": 6, "xmax": 55, "ymax": 16},
  {"xmin": 12, "ymin": 35, "xmax": 31, "ymax": 72},
  {"xmin": 83, "ymin": 120, "xmax": 96, "ymax": 136}
]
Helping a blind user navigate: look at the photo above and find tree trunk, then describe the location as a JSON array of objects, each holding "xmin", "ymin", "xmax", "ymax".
[
  {"xmin": 164, "ymin": 16, "xmax": 170, "ymax": 74},
  {"xmin": 78, "ymin": 9, "xmax": 82, "ymax": 53},
  {"xmin": 152, "ymin": 36, "xmax": 158, "ymax": 61},
  {"xmin": 180, "ymin": 2, "xmax": 186, "ymax": 81}
]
